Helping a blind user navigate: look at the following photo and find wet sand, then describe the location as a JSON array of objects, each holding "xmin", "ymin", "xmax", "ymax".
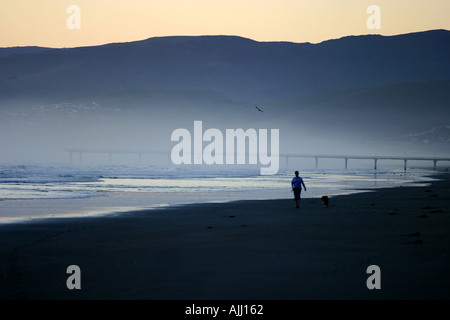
[{"xmin": 0, "ymin": 173, "xmax": 449, "ymax": 300}]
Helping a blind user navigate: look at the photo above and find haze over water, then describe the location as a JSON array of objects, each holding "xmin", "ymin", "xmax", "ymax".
[
  {"xmin": 1, "ymin": 2, "xmax": 449, "ymax": 224},
  {"xmin": 0, "ymin": 161, "xmax": 439, "ymax": 223}
]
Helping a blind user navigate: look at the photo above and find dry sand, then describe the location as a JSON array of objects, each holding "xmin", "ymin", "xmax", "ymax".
[{"xmin": 0, "ymin": 173, "xmax": 449, "ymax": 300}]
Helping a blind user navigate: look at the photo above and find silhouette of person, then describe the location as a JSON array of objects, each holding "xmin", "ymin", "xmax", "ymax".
[{"xmin": 291, "ymin": 171, "xmax": 306, "ymax": 208}]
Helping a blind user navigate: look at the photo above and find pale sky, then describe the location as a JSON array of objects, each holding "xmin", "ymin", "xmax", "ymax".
[{"xmin": 0, "ymin": 0, "xmax": 449, "ymax": 48}]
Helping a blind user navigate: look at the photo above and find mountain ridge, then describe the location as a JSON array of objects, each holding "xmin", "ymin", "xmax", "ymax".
[
  {"xmin": 1, "ymin": 30, "xmax": 449, "ymax": 161},
  {"xmin": 3, "ymin": 29, "xmax": 447, "ymax": 50},
  {"xmin": 1, "ymin": 29, "xmax": 449, "ymax": 103}
]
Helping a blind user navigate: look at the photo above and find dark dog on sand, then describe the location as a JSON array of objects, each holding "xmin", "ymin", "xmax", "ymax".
[{"xmin": 321, "ymin": 196, "xmax": 329, "ymax": 208}]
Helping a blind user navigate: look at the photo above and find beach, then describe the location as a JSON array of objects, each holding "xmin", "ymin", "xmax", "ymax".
[{"xmin": 0, "ymin": 173, "xmax": 449, "ymax": 300}]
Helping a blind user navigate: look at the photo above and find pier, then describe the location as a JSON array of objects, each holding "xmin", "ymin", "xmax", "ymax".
[
  {"xmin": 64, "ymin": 148, "xmax": 450, "ymax": 170},
  {"xmin": 282, "ymin": 153, "xmax": 450, "ymax": 171}
]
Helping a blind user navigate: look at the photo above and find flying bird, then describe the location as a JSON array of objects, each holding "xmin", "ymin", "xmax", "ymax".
[{"xmin": 255, "ymin": 106, "xmax": 264, "ymax": 112}]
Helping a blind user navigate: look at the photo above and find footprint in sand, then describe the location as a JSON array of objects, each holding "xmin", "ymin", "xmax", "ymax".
[
  {"xmin": 421, "ymin": 206, "xmax": 443, "ymax": 213},
  {"xmin": 388, "ymin": 208, "xmax": 400, "ymax": 215},
  {"xmin": 404, "ymin": 232, "xmax": 421, "ymax": 237},
  {"xmin": 400, "ymin": 232, "xmax": 424, "ymax": 245}
]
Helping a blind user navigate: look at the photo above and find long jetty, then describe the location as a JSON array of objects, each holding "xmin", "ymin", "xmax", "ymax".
[
  {"xmin": 64, "ymin": 148, "xmax": 450, "ymax": 171},
  {"xmin": 282, "ymin": 153, "xmax": 450, "ymax": 171}
]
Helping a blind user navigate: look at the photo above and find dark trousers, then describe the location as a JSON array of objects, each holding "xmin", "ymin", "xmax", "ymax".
[{"xmin": 293, "ymin": 188, "xmax": 301, "ymax": 200}]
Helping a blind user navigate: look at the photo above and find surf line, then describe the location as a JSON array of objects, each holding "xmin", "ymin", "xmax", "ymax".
[{"xmin": 171, "ymin": 120, "xmax": 279, "ymax": 175}]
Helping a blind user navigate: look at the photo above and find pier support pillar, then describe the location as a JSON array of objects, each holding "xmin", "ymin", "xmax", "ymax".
[
  {"xmin": 345, "ymin": 158, "xmax": 348, "ymax": 170},
  {"xmin": 433, "ymin": 160, "xmax": 437, "ymax": 170},
  {"xmin": 374, "ymin": 158, "xmax": 378, "ymax": 170},
  {"xmin": 403, "ymin": 159, "xmax": 407, "ymax": 171},
  {"xmin": 315, "ymin": 157, "xmax": 318, "ymax": 169}
]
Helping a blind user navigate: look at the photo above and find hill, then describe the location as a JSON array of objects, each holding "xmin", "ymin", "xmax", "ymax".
[
  {"xmin": 1, "ymin": 30, "xmax": 449, "ymax": 103},
  {"xmin": 0, "ymin": 30, "xmax": 449, "ymax": 163}
]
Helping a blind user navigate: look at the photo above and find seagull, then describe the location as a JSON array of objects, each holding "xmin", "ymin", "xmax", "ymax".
[{"xmin": 255, "ymin": 106, "xmax": 264, "ymax": 112}]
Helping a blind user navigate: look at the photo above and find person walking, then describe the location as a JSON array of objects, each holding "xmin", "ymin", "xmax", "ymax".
[{"xmin": 291, "ymin": 171, "xmax": 306, "ymax": 208}]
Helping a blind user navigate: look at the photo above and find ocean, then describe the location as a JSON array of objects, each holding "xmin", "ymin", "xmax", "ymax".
[{"xmin": 0, "ymin": 163, "xmax": 438, "ymax": 223}]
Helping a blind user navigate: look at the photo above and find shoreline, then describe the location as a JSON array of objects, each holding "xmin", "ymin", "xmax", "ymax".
[
  {"xmin": 0, "ymin": 173, "xmax": 449, "ymax": 300},
  {"xmin": 0, "ymin": 167, "xmax": 440, "ymax": 225}
]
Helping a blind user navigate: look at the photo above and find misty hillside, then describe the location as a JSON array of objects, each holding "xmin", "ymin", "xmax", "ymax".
[
  {"xmin": 270, "ymin": 80, "xmax": 450, "ymax": 136},
  {"xmin": 266, "ymin": 80, "xmax": 450, "ymax": 155},
  {"xmin": 386, "ymin": 126, "xmax": 450, "ymax": 154},
  {"xmin": 0, "ymin": 30, "xmax": 449, "ymax": 163}
]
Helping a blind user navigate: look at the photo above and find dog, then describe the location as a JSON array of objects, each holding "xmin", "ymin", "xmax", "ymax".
[{"xmin": 321, "ymin": 196, "xmax": 329, "ymax": 208}]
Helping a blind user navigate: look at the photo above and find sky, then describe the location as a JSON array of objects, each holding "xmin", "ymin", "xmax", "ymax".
[{"xmin": 0, "ymin": 0, "xmax": 449, "ymax": 48}]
